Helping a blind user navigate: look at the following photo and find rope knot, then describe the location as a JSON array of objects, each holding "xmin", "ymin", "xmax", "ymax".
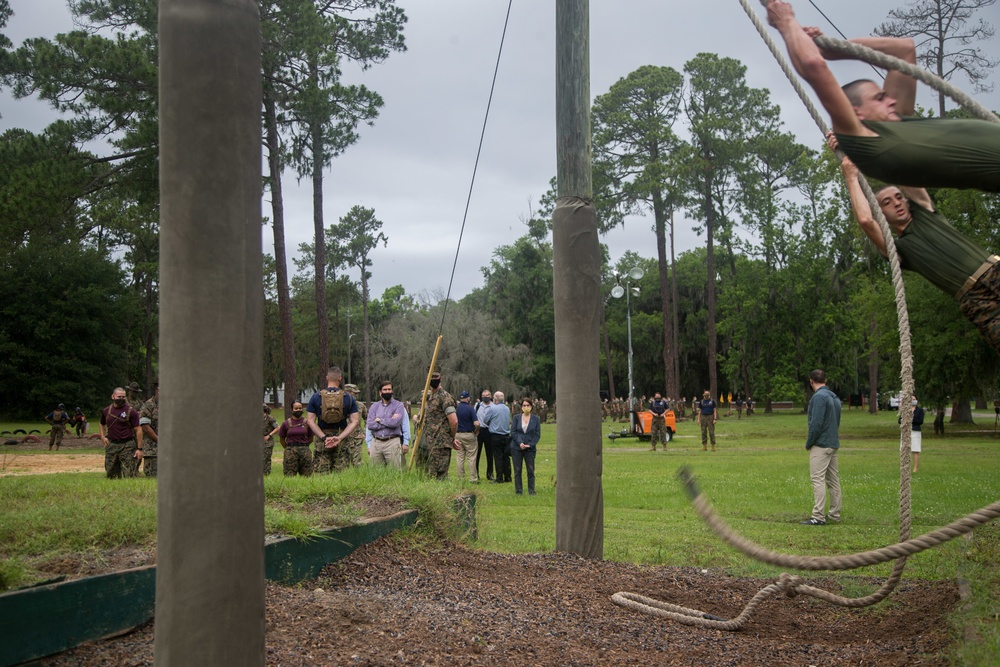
[{"xmin": 777, "ymin": 573, "xmax": 803, "ymax": 597}]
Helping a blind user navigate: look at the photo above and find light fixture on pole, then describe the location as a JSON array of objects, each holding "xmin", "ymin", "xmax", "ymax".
[{"xmin": 611, "ymin": 266, "xmax": 644, "ymax": 432}]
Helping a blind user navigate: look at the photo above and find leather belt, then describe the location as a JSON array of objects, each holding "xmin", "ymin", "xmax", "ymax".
[{"xmin": 956, "ymin": 255, "xmax": 1000, "ymax": 300}]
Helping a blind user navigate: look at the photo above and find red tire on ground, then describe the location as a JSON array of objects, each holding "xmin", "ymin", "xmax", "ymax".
[{"xmin": 21, "ymin": 435, "xmax": 40, "ymax": 444}]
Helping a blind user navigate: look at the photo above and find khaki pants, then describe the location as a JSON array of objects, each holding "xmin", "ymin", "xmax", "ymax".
[
  {"xmin": 455, "ymin": 432, "xmax": 479, "ymax": 482},
  {"xmin": 809, "ymin": 446, "xmax": 841, "ymax": 522},
  {"xmin": 370, "ymin": 436, "xmax": 402, "ymax": 468}
]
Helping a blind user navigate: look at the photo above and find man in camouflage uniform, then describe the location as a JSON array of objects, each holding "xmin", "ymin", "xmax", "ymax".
[
  {"xmin": 416, "ymin": 369, "xmax": 460, "ymax": 480},
  {"xmin": 100, "ymin": 386, "xmax": 143, "ymax": 478},
  {"xmin": 126, "ymin": 382, "xmax": 144, "ymax": 412},
  {"xmin": 45, "ymin": 403, "xmax": 70, "ymax": 450},
  {"xmin": 139, "ymin": 384, "xmax": 160, "ymax": 478},
  {"xmin": 262, "ymin": 404, "xmax": 279, "ymax": 475},
  {"xmin": 343, "ymin": 384, "xmax": 366, "ymax": 467},
  {"xmin": 306, "ymin": 366, "xmax": 360, "ymax": 474}
]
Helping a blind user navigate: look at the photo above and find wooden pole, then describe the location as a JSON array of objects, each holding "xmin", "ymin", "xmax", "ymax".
[
  {"xmin": 553, "ymin": 0, "xmax": 603, "ymax": 558},
  {"xmin": 155, "ymin": 0, "xmax": 265, "ymax": 664},
  {"xmin": 408, "ymin": 335, "xmax": 443, "ymax": 470}
]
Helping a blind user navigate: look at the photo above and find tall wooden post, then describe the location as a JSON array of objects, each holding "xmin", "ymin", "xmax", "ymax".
[
  {"xmin": 156, "ymin": 0, "xmax": 265, "ymax": 664},
  {"xmin": 553, "ymin": 0, "xmax": 603, "ymax": 558}
]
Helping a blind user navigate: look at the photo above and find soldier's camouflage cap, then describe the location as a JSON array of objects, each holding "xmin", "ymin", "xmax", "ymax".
[{"xmin": 344, "ymin": 384, "xmax": 359, "ymax": 393}]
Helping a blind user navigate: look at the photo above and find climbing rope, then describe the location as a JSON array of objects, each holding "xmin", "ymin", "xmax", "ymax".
[{"xmin": 612, "ymin": 0, "xmax": 1000, "ymax": 628}]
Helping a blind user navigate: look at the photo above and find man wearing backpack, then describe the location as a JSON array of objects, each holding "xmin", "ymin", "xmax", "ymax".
[
  {"xmin": 45, "ymin": 403, "xmax": 71, "ymax": 450},
  {"xmin": 307, "ymin": 366, "xmax": 360, "ymax": 474}
]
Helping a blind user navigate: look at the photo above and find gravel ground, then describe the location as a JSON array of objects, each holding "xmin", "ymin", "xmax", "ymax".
[{"xmin": 44, "ymin": 538, "xmax": 957, "ymax": 666}]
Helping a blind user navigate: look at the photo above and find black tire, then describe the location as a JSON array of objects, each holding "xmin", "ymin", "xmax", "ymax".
[
  {"xmin": 29, "ymin": 429, "xmax": 41, "ymax": 434},
  {"xmin": 13, "ymin": 429, "xmax": 26, "ymax": 435}
]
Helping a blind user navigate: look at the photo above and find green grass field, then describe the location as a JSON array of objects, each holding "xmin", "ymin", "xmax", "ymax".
[{"xmin": 1, "ymin": 408, "xmax": 999, "ymax": 663}]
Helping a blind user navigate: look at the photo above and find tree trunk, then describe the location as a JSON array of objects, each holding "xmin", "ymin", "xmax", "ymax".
[
  {"xmin": 310, "ymin": 103, "xmax": 329, "ymax": 385},
  {"xmin": 600, "ymin": 299, "xmax": 615, "ymax": 400},
  {"xmin": 362, "ymin": 268, "xmax": 371, "ymax": 402},
  {"xmin": 704, "ymin": 177, "xmax": 718, "ymax": 401},
  {"xmin": 950, "ymin": 398, "xmax": 975, "ymax": 424},
  {"xmin": 867, "ymin": 329, "xmax": 879, "ymax": 414},
  {"xmin": 264, "ymin": 93, "xmax": 298, "ymax": 414},
  {"xmin": 653, "ymin": 195, "xmax": 675, "ymax": 398},
  {"xmin": 669, "ymin": 208, "xmax": 680, "ymax": 398}
]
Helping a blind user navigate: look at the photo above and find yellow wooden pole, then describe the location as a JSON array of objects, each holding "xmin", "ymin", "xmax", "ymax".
[{"xmin": 407, "ymin": 335, "xmax": 443, "ymax": 470}]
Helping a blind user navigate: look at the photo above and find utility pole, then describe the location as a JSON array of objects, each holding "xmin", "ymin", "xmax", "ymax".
[
  {"xmin": 553, "ymin": 0, "xmax": 603, "ymax": 559},
  {"xmin": 156, "ymin": 0, "xmax": 265, "ymax": 664}
]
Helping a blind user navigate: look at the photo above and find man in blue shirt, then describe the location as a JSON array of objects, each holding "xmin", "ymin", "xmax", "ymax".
[
  {"xmin": 454, "ymin": 391, "xmax": 481, "ymax": 482},
  {"xmin": 648, "ymin": 392, "xmax": 669, "ymax": 452},
  {"xmin": 697, "ymin": 391, "xmax": 718, "ymax": 452},
  {"xmin": 802, "ymin": 369, "xmax": 842, "ymax": 525},
  {"xmin": 306, "ymin": 366, "xmax": 360, "ymax": 474},
  {"xmin": 483, "ymin": 391, "xmax": 512, "ymax": 483}
]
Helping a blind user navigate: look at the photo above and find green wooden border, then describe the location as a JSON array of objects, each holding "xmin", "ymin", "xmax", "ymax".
[{"xmin": 0, "ymin": 510, "xmax": 418, "ymax": 666}]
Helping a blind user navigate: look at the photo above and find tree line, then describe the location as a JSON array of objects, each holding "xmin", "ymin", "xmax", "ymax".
[{"xmin": 1, "ymin": 0, "xmax": 997, "ymax": 419}]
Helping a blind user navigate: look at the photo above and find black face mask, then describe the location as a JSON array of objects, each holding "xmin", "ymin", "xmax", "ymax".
[
  {"xmin": 381, "ymin": 392, "xmax": 393, "ymax": 402},
  {"xmin": 429, "ymin": 379, "xmax": 441, "ymax": 389},
  {"xmin": 113, "ymin": 398, "xmax": 126, "ymax": 407},
  {"xmin": 292, "ymin": 410, "xmax": 304, "ymax": 418}
]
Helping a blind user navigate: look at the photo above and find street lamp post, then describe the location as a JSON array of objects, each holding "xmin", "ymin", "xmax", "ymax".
[
  {"xmin": 612, "ymin": 267, "xmax": 644, "ymax": 432},
  {"xmin": 347, "ymin": 333, "xmax": 357, "ymax": 383}
]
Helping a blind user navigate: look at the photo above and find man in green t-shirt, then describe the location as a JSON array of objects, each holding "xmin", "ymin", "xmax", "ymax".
[
  {"xmin": 834, "ymin": 141, "xmax": 1000, "ymax": 354},
  {"xmin": 767, "ymin": 1, "xmax": 1000, "ymax": 194}
]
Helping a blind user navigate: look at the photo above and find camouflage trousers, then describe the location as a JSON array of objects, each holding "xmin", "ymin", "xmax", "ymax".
[
  {"xmin": 348, "ymin": 434, "xmax": 363, "ymax": 467},
  {"xmin": 650, "ymin": 416, "xmax": 667, "ymax": 449},
  {"xmin": 143, "ymin": 441, "xmax": 158, "ymax": 478},
  {"xmin": 959, "ymin": 262, "xmax": 1000, "ymax": 355},
  {"xmin": 263, "ymin": 441, "xmax": 274, "ymax": 475},
  {"xmin": 105, "ymin": 439, "xmax": 139, "ymax": 479},
  {"xmin": 314, "ymin": 429, "xmax": 351, "ymax": 474},
  {"xmin": 418, "ymin": 445, "xmax": 453, "ymax": 480},
  {"xmin": 283, "ymin": 445, "xmax": 313, "ymax": 476},
  {"xmin": 49, "ymin": 424, "xmax": 66, "ymax": 450}
]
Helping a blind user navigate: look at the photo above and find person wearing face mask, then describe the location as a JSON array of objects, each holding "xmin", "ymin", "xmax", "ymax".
[
  {"xmin": 278, "ymin": 401, "xmax": 325, "ymax": 476},
  {"xmin": 454, "ymin": 392, "xmax": 481, "ymax": 483},
  {"xmin": 474, "ymin": 390, "xmax": 495, "ymax": 481},
  {"xmin": 99, "ymin": 387, "xmax": 144, "ymax": 478},
  {"xmin": 482, "ymin": 390, "xmax": 512, "ymax": 484},
  {"xmin": 366, "ymin": 380, "xmax": 408, "ymax": 468},
  {"xmin": 416, "ymin": 368, "xmax": 461, "ymax": 480},
  {"xmin": 510, "ymin": 398, "xmax": 541, "ymax": 496}
]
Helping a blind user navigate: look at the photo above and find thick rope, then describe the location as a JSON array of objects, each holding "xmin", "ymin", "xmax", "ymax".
[
  {"xmin": 609, "ymin": 469, "xmax": 1000, "ymax": 630},
  {"xmin": 614, "ymin": 0, "xmax": 972, "ymax": 628}
]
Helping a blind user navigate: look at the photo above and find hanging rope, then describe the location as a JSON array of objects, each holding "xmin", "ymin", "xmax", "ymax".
[
  {"xmin": 439, "ymin": 0, "xmax": 514, "ymax": 332},
  {"xmin": 411, "ymin": 1, "xmax": 513, "ymax": 466},
  {"xmin": 614, "ymin": 0, "xmax": 942, "ymax": 628}
]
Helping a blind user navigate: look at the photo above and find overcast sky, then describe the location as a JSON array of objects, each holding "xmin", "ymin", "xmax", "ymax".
[{"xmin": 3, "ymin": 0, "xmax": 999, "ymax": 301}]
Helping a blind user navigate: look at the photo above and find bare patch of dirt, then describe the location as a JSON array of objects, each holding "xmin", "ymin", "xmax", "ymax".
[
  {"xmin": 0, "ymin": 436, "xmax": 105, "ymax": 476},
  {"xmin": 43, "ymin": 538, "xmax": 957, "ymax": 666}
]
